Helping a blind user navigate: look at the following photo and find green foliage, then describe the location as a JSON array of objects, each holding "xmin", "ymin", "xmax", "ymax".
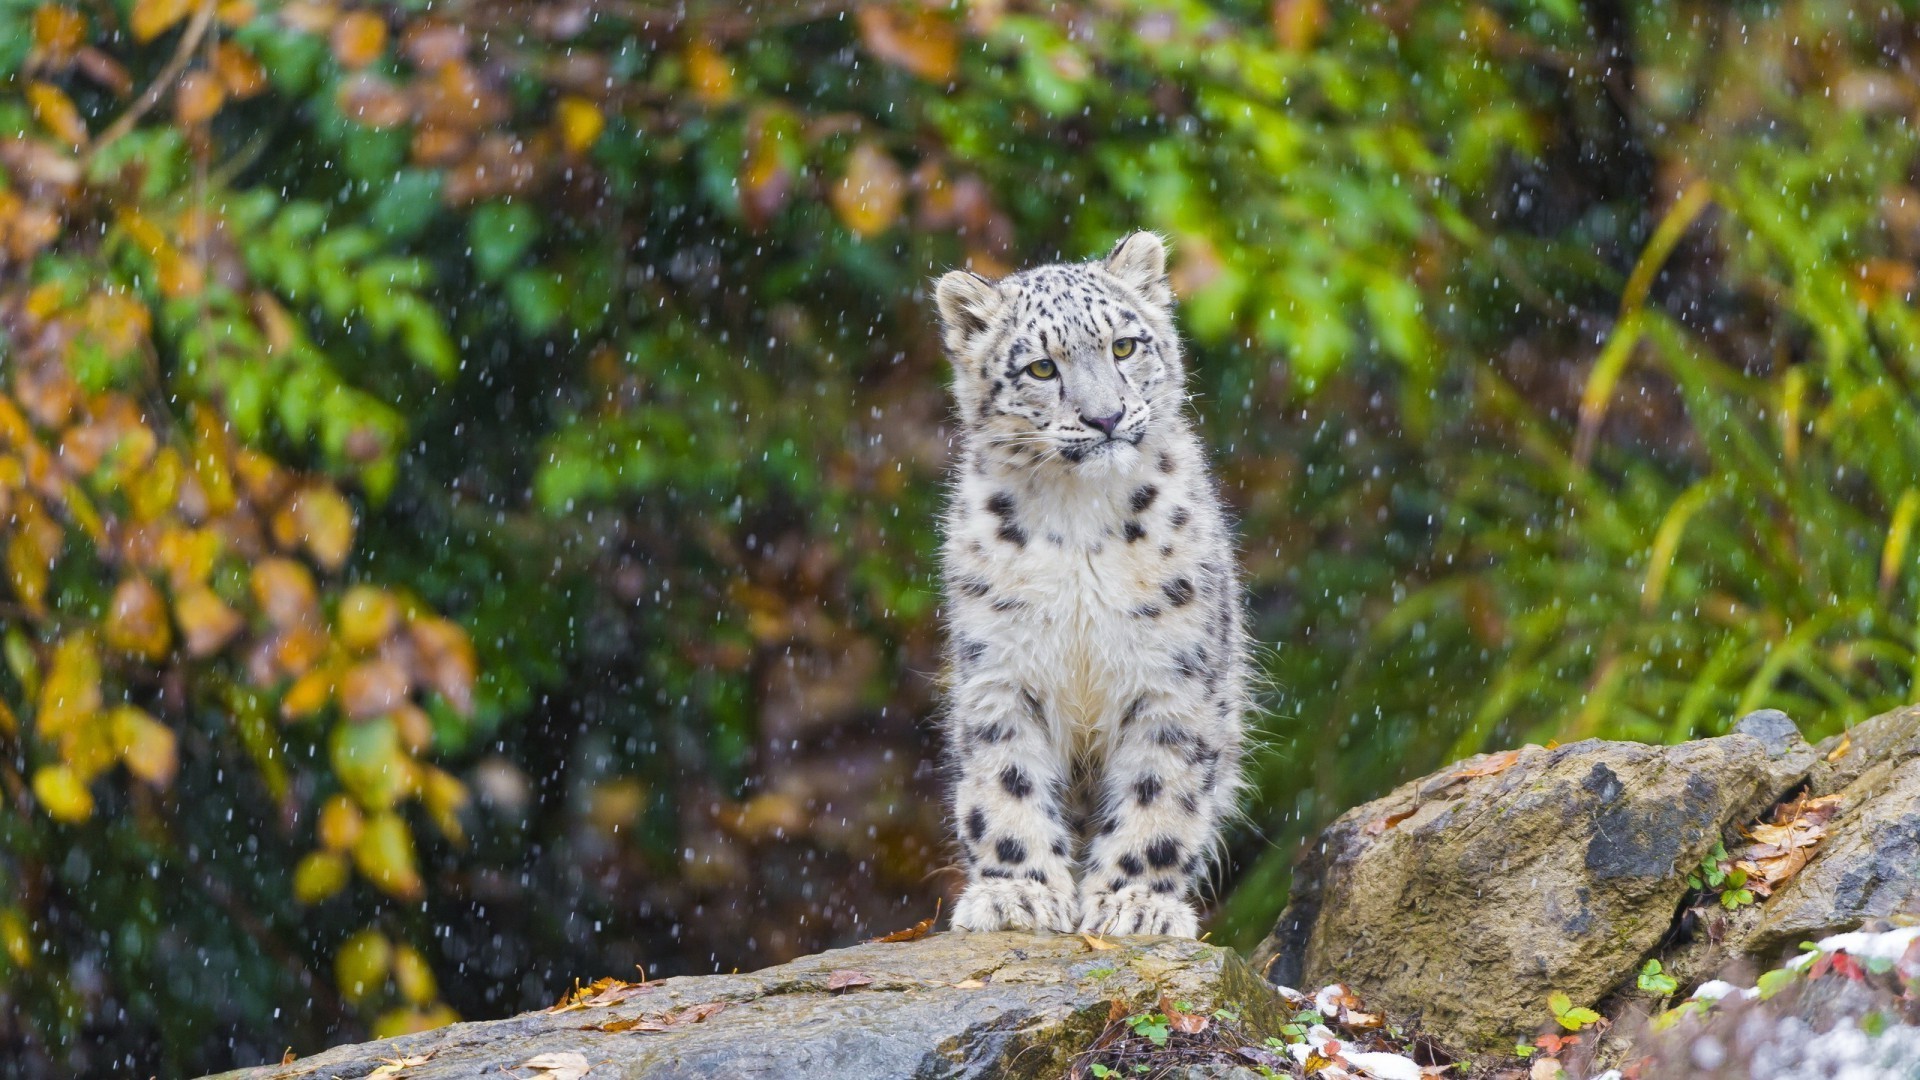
[
  {"xmin": 1548, "ymin": 990, "xmax": 1602, "ymax": 1032},
  {"xmin": 1638, "ymin": 959, "xmax": 1679, "ymax": 998}
]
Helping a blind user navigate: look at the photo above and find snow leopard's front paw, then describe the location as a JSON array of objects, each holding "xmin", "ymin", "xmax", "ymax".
[
  {"xmin": 1076, "ymin": 886, "xmax": 1199, "ymax": 938},
  {"xmin": 950, "ymin": 878, "xmax": 1078, "ymax": 933}
]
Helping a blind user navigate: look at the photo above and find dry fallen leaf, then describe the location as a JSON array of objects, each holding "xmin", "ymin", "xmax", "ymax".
[
  {"xmin": 867, "ymin": 898, "xmax": 940, "ymax": 943},
  {"xmin": 1159, "ymin": 993, "xmax": 1209, "ymax": 1035},
  {"xmin": 1826, "ymin": 731, "xmax": 1852, "ymax": 762},
  {"xmin": 518, "ymin": 1051, "xmax": 590, "ymax": 1080},
  {"xmin": 595, "ymin": 1000, "xmax": 727, "ymax": 1033},
  {"xmin": 953, "ymin": 978, "xmax": 986, "ymax": 989},
  {"xmin": 1456, "ymin": 748, "xmax": 1523, "ymax": 778},
  {"xmin": 1082, "ymin": 932, "xmax": 1120, "ymax": 951},
  {"xmin": 1364, "ymin": 809, "xmax": 1416, "ymax": 836},
  {"xmin": 827, "ymin": 969, "xmax": 875, "ymax": 991},
  {"xmin": 368, "ymin": 1053, "xmax": 434, "ymax": 1077},
  {"xmin": 547, "ymin": 976, "xmax": 665, "ymax": 1012}
]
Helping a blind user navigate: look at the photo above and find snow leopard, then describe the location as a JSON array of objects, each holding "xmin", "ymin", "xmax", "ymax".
[{"xmin": 932, "ymin": 232, "xmax": 1249, "ymax": 937}]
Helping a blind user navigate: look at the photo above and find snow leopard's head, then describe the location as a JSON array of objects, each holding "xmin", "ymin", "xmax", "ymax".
[{"xmin": 935, "ymin": 232, "xmax": 1182, "ymax": 470}]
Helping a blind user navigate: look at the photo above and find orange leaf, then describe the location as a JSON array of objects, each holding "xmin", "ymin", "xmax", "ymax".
[
  {"xmin": 319, "ymin": 793, "xmax": 365, "ymax": 851},
  {"xmin": 826, "ymin": 970, "xmax": 874, "ymax": 991},
  {"xmin": 340, "ymin": 658, "xmax": 411, "ymax": 721},
  {"xmin": 130, "ymin": 0, "xmax": 191, "ymax": 43},
  {"xmin": 866, "ymin": 899, "xmax": 940, "ymax": 943},
  {"xmin": 855, "ymin": 6, "xmax": 957, "ymax": 81},
  {"xmin": 252, "ymin": 557, "xmax": 321, "ymax": 628},
  {"xmin": 1457, "ymin": 748, "xmax": 1523, "ymax": 778},
  {"xmin": 104, "ymin": 576, "xmax": 173, "ymax": 661},
  {"xmin": 173, "ymin": 69, "xmax": 226, "ymax": 124},
  {"xmin": 211, "ymin": 41, "xmax": 268, "ymax": 98},
  {"xmin": 331, "ymin": 10, "xmax": 388, "ymax": 69},
  {"xmin": 1081, "ymin": 932, "xmax": 1120, "ymax": 950},
  {"xmin": 408, "ymin": 616, "xmax": 475, "ymax": 716},
  {"xmin": 1159, "ymin": 993, "xmax": 1209, "ymax": 1035},
  {"xmin": 1271, "ymin": 0, "xmax": 1327, "ymax": 51},
  {"xmin": 282, "ymin": 665, "xmax": 336, "ymax": 721},
  {"xmin": 830, "ymin": 142, "xmax": 905, "ymax": 239},
  {"xmin": 26, "ymin": 80, "xmax": 87, "ymax": 146},
  {"xmin": 1363, "ymin": 808, "xmax": 1416, "ymax": 836}
]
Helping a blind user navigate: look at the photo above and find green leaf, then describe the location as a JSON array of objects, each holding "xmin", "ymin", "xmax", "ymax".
[
  {"xmin": 471, "ymin": 202, "xmax": 540, "ymax": 282},
  {"xmin": 1547, "ymin": 990, "xmax": 1572, "ymax": 1017}
]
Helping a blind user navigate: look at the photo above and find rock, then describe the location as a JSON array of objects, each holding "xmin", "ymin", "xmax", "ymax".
[
  {"xmin": 202, "ymin": 933, "xmax": 1287, "ymax": 1080},
  {"xmin": 1618, "ymin": 923, "xmax": 1920, "ymax": 1079},
  {"xmin": 1252, "ymin": 723, "xmax": 1818, "ymax": 1053},
  {"xmin": 1708, "ymin": 705, "xmax": 1920, "ymax": 961}
]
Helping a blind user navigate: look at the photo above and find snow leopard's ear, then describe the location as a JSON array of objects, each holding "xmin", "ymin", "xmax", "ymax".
[
  {"xmin": 934, "ymin": 270, "xmax": 1005, "ymax": 359},
  {"xmin": 1104, "ymin": 231, "xmax": 1172, "ymax": 309}
]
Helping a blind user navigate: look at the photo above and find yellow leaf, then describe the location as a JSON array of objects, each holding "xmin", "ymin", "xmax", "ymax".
[
  {"xmin": 26, "ymin": 80, "xmax": 87, "ymax": 147},
  {"xmin": 318, "ymin": 793, "xmax": 365, "ymax": 851},
  {"xmin": 189, "ymin": 405, "xmax": 237, "ymax": 514},
  {"xmin": 211, "ymin": 41, "xmax": 268, "ymax": 98},
  {"xmin": 130, "ymin": 0, "xmax": 192, "ymax": 43},
  {"xmin": 173, "ymin": 69, "xmax": 226, "ymax": 125},
  {"xmin": 855, "ymin": 7, "xmax": 957, "ymax": 81},
  {"xmin": 337, "ymin": 585, "xmax": 401, "ymax": 652},
  {"xmin": 37, "ymin": 633, "xmax": 101, "ymax": 739},
  {"xmin": 251, "ymin": 556, "xmax": 321, "ymax": 629},
  {"xmin": 293, "ymin": 850, "xmax": 350, "ymax": 903},
  {"xmin": 830, "ymin": 142, "xmax": 905, "ymax": 239},
  {"xmin": 353, "ymin": 811, "xmax": 424, "ymax": 899},
  {"xmin": 331, "ymin": 10, "xmax": 388, "ymax": 69},
  {"xmin": 392, "ymin": 944, "xmax": 437, "ymax": 1004},
  {"xmin": 0, "ymin": 907, "xmax": 33, "ymax": 969},
  {"xmin": 111, "ymin": 705, "xmax": 178, "ymax": 786},
  {"xmin": 288, "ymin": 486, "xmax": 355, "ymax": 570},
  {"xmin": 173, "ymin": 585, "xmax": 243, "ymax": 657},
  {"xmin": 331, "ymin": 716, "xmax": 406, "ymax": 809},
  {"xmin": 32, "ymin": 763, "xmax": 93, "ymax": 823},
  {"xmin": 32, "ymin": 5, "xmax": 88, "ymax": 59},
  {"xmin": 419, "ymin": 765, "xmax": 467, "ymax": 842},
  {"xmin": 129, "ymin": 446, "xmax": 181, "ymax": 521},
  {"xmin": 282, "ymin": 665, "xmax": 335, "ymax": 721},
  {"xmin": 555, "ymin": 95, "xmax": 603, "ymax": 154},
  {"xmin": 684, "ymin": 41, "xmax": 734, "ymax": 105},
  {"xmin": 336, "ymin": 927, "xmax": 392, "ymax": 1002},
  {"xmin": 104, "ymin": 576, "xmax": 173, "ymax": 661},
  {"xmin": 156, "ymin": 524, "xmax": 223, "ymax": 591},
  {"xmin": 372, "ymin": 1005, "xmax": 457, "ymax": 1039}
]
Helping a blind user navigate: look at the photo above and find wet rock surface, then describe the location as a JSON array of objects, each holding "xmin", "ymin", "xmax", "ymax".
[
  {"xmin": 205, "ymin": 933, "xmax": 1288, "ymax": 1080},
  {"xmin": 1253, "ymin": 716, "xmax": 1818, "ymax": 1052}
]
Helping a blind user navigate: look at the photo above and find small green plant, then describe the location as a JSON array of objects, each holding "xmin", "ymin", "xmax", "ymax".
[
  {"xmin": 1547, "ymin": 991, "xmax": 1602, "ymax": 1032},
  {"xmin": 1277, "ymin": 1007, "xmax": 1325, "ymax": 1043},
  {"xmin": 1128, "ymin": 1012, "xmax": 1172, "ymax": 1048},
  {"xmin": 1084, "ymin": 967, "xmax": 1116, "ymax": 980},
  {"xmin": 1686, "ymin": 842, "xmax": 1756, "ymax": 909},
  {"xmin": 1211, "ymin": 1005, "xmax": 1242, "ymax": 1024},
  {"xmin": 1089, "ymin": 1066, "xmax": 1114, "ymax": 1078},
  {"xmin": 1637, "ymin": 959, "xmax": 1679, "ymax": 997},
  {"xmin": 1513, "ymin": 1041, "xmax": 1536, "ymax": 1058}
]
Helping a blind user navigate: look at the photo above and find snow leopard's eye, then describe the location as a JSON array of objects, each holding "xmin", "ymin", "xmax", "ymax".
[
  {"xmin": 1024, "ymin": 358, "xmax": 1058, "ymax": 380},
  {"xmin": 1111, "ymin": 337, "xmax": 1138, "ymax": 359}
]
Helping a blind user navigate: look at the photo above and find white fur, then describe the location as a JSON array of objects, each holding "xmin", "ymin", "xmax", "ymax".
[{"xmin": 934, "ymin": 234, "xmax": 1249, "ymax": 937}]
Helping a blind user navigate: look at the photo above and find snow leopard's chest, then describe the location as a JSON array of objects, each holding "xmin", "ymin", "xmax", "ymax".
[{"xmin": 944, "ymin": 462, "xmax": 1217, "ymax": 749}]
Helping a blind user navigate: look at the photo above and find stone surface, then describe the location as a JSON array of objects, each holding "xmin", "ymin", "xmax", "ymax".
[
  {"xmin": 1252, "ymin": 722, "xmax": 1817, "ymax": 1053},
  {"xmin": 204, "ymin": 933, "xmax": 1287, "ymax": 1080},
  {"xmin": 1739, "ymin": 705, "xmax": 1920, "ymax": 956}
]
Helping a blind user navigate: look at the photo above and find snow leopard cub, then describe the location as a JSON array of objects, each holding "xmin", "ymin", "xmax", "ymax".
[{"xmin": 933, "ymin": 233, "xmax": 1248, "ymax": 937}]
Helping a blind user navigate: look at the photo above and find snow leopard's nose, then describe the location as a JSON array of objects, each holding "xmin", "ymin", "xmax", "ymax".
[{"xmin": 1081, "ymin": 407, "xmax": 1126, "ymax": 437}]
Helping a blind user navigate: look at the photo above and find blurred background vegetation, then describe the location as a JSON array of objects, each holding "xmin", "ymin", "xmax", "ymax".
[{"xmin": 2, "ymin": 0, "xmax": 1919, "ymax": 1073}]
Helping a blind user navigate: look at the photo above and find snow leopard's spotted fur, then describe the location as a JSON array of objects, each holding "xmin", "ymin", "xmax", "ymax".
[{"xmin": 933, "ymin": 233, "xmax": 1249, "ymax": 937}]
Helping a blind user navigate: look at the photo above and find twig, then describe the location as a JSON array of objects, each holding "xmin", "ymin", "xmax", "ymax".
[{"xmin": 81, "ymin": 0, "xmax": 218, "ymax": 168}]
